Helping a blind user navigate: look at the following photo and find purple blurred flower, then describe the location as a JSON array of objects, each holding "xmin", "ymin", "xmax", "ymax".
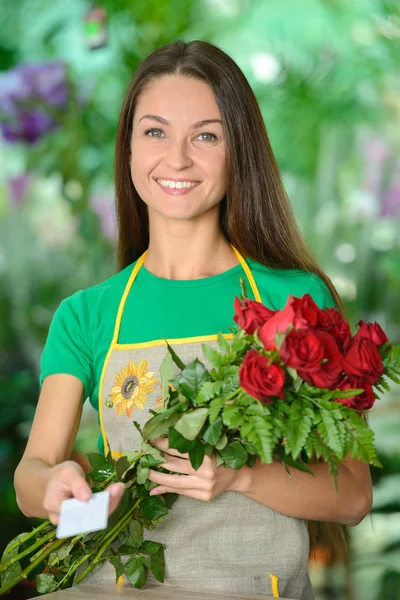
[
  {"xmin": 90, "ymin": 194, "xmax": 116, "ymax": 241},
  {"xmin": 0, "ymin": 61, "xmax": 68, "ymax": 144},
  {"xmin": 8, "ymin": 173, "xmax": 34, "ymax": 207}
]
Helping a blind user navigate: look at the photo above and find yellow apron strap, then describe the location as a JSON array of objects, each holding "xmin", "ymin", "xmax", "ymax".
[
  {"xmin": 111, "ymin": 250, "xmax": 148, "ymax": 345},
  {"xmin": 231, "ymin": 245, "xmax": 262, "ymax": 302}
]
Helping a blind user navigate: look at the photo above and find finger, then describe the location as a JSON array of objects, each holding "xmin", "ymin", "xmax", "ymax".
[
  {"xmin": 150, "ymin": 486, "xmax": 211, "ymax": 501},
  {"xmin": 148, "ymin": 470, "xmax": 198, "ymax": 489},
  {"xmin": 69, "ymin": 474, "xmax": 92, "ymax": 502},
  {"xmin": 151, "ymin": 438, "xmax": 190, "ymax": 459},
  {"xmin": 108, "ymin": 482, "xmax": 126, "ymax": 516},
  {"xmin": 48, "ymin": 512, "xmax": 59, "ymax": 526},
  {"xmin": 161, "ymin": 456, "xmax": 195, "ymax": 475}
]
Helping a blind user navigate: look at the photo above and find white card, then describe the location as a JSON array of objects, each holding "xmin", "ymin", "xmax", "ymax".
[{"xmin": 56, "ymin": 491, "xmax": 110, "ymax": 539}]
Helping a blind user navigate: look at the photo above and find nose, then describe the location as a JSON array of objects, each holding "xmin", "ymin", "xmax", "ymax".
[{"xmin": 164, "ymin": 138, "xmax": 193, "ymax": 170}]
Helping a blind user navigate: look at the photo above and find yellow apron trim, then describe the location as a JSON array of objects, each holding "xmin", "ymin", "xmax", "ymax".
[
  {"xmin": 231, "ymin": 245, "xmax": 262, "ymax": 302},
  {"xmin": 269, "ymin": 573, "xmax": 280, "ymax": 597},
  {"xmin": 114, "ymin": 332, "xmax": 234, "ymax": 350},
  {"xmin": 111, "ymin": 450, "xmax": 124, "ymax": 459},
  {"xmin": 99, "ymin": 244, "xmax": 262, "ymax": 457}
]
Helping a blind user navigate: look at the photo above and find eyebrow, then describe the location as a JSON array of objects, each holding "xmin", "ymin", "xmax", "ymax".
[{"xmin": 137, "ymin": 114, "xmax": 223, "ymax": 128}]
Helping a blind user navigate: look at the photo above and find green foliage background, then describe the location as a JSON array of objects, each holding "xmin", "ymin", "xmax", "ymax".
[{"xmin": 0, "ymin": 0, "xmax": 399, "ymax": 598}]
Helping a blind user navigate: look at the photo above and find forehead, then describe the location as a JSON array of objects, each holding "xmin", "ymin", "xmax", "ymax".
[{"xmin": 134, "ymin": 75, "xmax": 221, "ymax": 124}]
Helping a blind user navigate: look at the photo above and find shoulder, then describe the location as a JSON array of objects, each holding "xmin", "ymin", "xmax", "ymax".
[
  {"xmin": 247, "ymin": 258, "xmax": 337, "ymax": 310},
  {"xmin": 59, "ymin": 260, "xmax": 137, "ymax": 320}
]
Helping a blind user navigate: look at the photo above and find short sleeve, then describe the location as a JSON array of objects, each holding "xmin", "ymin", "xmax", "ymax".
[
  {"xmin": 39, "ymin": 290, "xmax": 94, "ymax": 399},
  {"xmin": 306, "ymin": 273, "xmax": 339, "ymax": 310}
]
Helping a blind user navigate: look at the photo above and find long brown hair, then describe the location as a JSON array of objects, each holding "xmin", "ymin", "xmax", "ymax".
[{"xmin": 114, "ymin": 38, "xmax": 349, "ymax": 562}]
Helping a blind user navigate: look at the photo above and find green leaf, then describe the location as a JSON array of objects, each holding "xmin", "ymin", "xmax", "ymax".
[
  {"xmin": 202, "ymin": 416, "xmax": 223, "ymax": 445},
  {"xmin": 86, "ymin": 453, "xmax": 110, "ymax": 472},
  {"xmin": 140, "ymin": 496, "xmax": 169, "ymax": 522},
  {"xmin": 246, "ymin": 454, "xmax": 257, "ymax": 467},
  {"xmin": 217, "ymin": 332, "xmax": 231, "ymax": 353},
  {"xmin": 124, "ymin": 556, "xmax": 147, "ymax": 588},
  {"xmin": 177, "ymin": 360, "xmax": 211, "ymax": 401},
  {"xmin": 164, "ymin": 340, "xmax": 186, "ymax": 370},
  {"xmin": 115, "ymin": 456, "xmax": 130, "ymax": 481},
  {"xmin": 174, "ymin": 408, "xmax": 209, "ymax": 440},
  {"xmin": 274, "ymin": 445, "xmax": 314, "ymax": 475},
  {"xmin": 119, "ymin": 520, "xmax": 142, "ymax": 549},
  {"xmin": 140, "ymin": 454, "xmax": 164, "ymax": 469},
  {"xmin": 215, "ymin": 433, "xmax": 228, "ymax": 450},
  {"xmin": 168, "ymin": 426, "xmax": 197, "ymax": 453},
  {"xmin": 141, "ymin": 441, "xmax": 164, "ymax": 462},
  {"xmin": 241, "ymin": 440, "xmax": 258, "ymax": 454},
  {"xmin": 196, "ymin": 381, "xmax": 219, "ymax": 405},
  {"xmin": 209, "ymin": 397, "xmax": 225, "ymax": 423},
  {"xmin": 162, "ymin": 493, "xmax": 179, "ymax": 509},
  {"xmin": 136, "ymin": 463, "xmax": 150, "ymax": 485},
  {"xmin": 142, "ymin": 402, "xmax": 186, "ymax": 440},
  {"xmin": 202, "ymin": 343, "xmax": 224, "ymax": 368},
  {"xmin": 319, "ymin": 409, "xmax": 343, "ymax": 456},
  {"xmin": 110, "ymin": 556, "xmax": 125, "ymax": 582},
  {"xmin": 160, "ymin": 351, "xmax": 175, "ymax": 404},
  {"xmin": 334, "ymin": 388, "xmax": 365, "ymax": 399},
  {"xmin": 36, "ymin": 573, "xmax": 57, "ymax": 594},
  {"xmin": 150, "ymin": 547, "xmax": 165, "ymax": 583},
  {"xmin": 189, "ymin": 443, "xmax": 205, "ymax": 470},
  {"xmin": 219, "ymin": 441, "xmax": 248, "ymax": 469},
  {"xmin": 139, "ymin": 541, "xmax": 164, "ymax": 555},
  {"xmin": 215, "ymin": 453, "xmax": 225, "ymax": 467}
]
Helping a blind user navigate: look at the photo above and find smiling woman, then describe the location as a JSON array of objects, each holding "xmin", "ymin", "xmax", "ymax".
[{"xmin": 13, "ymin": 39, "xmax": 370, "ymax": 600}]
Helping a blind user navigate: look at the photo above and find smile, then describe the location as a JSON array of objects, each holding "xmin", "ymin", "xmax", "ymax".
[{"xmin": 154, "ymin": 178, "xmax": 202, "ymax": 195}]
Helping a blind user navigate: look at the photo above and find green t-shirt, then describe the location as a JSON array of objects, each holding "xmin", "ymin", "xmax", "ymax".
[{"xmin": 39, "ymin": 256, "xmax": 338, "ymax": 451}]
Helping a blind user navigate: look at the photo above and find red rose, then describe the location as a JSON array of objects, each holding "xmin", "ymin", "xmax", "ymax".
[
  {"xmin": 280, "ymin": 329, "xmax": 343, "ymax": 389},
  {"xmin": 258, "ymin": 294, "xmax": 296, "ymax": 350},
  {"xmin": 233, "ymin": 297, "xmax": 277, "ymax": 335},
  {"xmin": 315, "ymin": 307, "xmax": 352, "ymax": 352},
  {"xmin": 356, "ymin": 320, "xmax": 391, "ymax": 349},
  {"xmin": 239, "ymin": 349, "xmax": 286, "ymax": 404},
  {"xmin": 290, "ymin": 293, "xmax": 326, "ymax": 329},
  {"xmin": 335, "ymin": 377, "xmax": 376, "ymax": 411},
  {"xmin": 342, "ymin": 333, "xmax": 384, "ymax": 386}
]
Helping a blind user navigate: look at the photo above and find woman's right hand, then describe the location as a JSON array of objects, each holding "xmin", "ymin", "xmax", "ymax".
[{"xmin": 43, "ymin": 460, "xmax": 126, "ymax": 525}]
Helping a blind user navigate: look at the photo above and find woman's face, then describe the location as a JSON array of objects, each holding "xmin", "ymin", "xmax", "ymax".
[{"xmin": 130, "ymin": 75, "xmax": 227, "ymax": 222}]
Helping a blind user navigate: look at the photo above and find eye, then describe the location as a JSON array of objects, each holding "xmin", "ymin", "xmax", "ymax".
[
  {"xmin": 144, "ymin": 128, "xmax": 164, "ymax": 138},
  {"xmin": 196, "ymin": 132, "xmax": 218, "ymax": 142}
]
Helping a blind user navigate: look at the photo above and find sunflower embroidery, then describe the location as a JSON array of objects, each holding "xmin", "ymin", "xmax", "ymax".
[{"xmin": 110, "ymin": 359, "xmax": 158, "ymax": 417}]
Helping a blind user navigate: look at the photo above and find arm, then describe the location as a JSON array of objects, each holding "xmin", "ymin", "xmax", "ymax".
[
  {"xmin": 14, "ymin": 374, "xmax": 89, "ymax": 519},
  {"xmin": 14, "ymin": 374, "xmax": 124, "ymax": 523},
  {"xmin": 231, "ymin": 454, "xmax": 373, "ymax": 526}
]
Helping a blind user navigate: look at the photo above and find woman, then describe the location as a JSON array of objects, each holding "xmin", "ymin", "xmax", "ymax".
[{"xmin": 14, "ymin": 39, "xmax": 372, "ymax": 599}]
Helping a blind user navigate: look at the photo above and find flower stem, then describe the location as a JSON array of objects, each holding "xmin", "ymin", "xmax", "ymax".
[
  {"xmin": 0, "ymin": 536, "xmax": 66, "ymax": 596},
  {"xmin": 3, "ymin": 520, "xmax": 51, "ymax": 554},
  {"xmin": 224, "ymin": 388, "xmax": 241, "ymax": 402},
  {"xmin": 74, "ymin": 499, "xmax": 139, "ymax": 584},
  {"xmin": 0, "ymin": 531, "xmax": 55, "ymax": 573}
]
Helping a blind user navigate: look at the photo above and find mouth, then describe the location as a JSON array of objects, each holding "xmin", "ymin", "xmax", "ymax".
[{"xmin": 153, "ymin": 177, "xmax": 202, "ymax": 195}]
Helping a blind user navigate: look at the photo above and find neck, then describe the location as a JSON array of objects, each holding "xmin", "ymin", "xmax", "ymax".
[{"xmin": 144, "ymin": 213, "xmax": 238, "ymax": 280}]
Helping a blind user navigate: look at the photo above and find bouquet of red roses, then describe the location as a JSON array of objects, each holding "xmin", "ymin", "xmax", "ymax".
[{"xmin": 147, "ymin": 279, "xmax": 398, "ymax": 492}]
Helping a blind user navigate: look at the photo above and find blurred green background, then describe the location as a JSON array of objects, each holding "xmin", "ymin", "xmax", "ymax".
[{"xmin": 0, "ymin": 0, "xmax": 399, "ymax": 598}]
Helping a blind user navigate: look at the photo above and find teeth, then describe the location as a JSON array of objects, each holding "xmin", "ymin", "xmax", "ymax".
[{"xmin": 156, "ymin": 179, "xmax": 199, "ymax": 189}]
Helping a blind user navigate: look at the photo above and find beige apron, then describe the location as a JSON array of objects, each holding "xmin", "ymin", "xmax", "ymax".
[{"xmin": 88, "ymin": 245, "xmax": 314, "ymax": 599}]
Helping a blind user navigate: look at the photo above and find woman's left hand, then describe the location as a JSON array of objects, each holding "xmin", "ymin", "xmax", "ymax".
[{"xmin": 147, "ymin": 437, "xmax": 243, "ymax": 501}]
